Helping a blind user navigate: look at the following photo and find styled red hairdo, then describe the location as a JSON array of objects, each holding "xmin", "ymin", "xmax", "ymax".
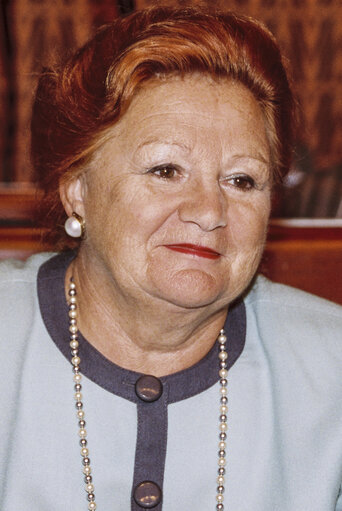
[{"xmin": 31, "ymin": 6, "xmax": 296, "ymax": 247}]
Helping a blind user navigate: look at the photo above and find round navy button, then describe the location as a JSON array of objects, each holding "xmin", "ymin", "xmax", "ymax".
[
  {"xmin": 135, "ymin": 375, "xmax": 163, "ymax": 402},
  {"xmin": 133, "ymin": 480, "xmax": 162, "ymax": 508}
]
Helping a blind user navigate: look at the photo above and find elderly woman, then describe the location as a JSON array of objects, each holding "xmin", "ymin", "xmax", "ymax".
[{"xmin": 1, "ymin": 6, "xmax": 341, "ymax": 511}]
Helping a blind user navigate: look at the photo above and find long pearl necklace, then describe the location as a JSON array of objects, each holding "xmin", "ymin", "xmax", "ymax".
[{"xmin": 67, "ymin": 278, "xmax": 228, "ymax": 510}]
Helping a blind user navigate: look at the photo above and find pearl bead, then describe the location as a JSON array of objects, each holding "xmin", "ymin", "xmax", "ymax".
[
  {"xmin": 218, "ymin": 457, "xmax": 226, "ymax": 466},
  {"xmin": 77, "ymin": 410, "xmax": 85, "ymax": 419},
  {"xmin": 88, "ymin": 502, "xmax": 97, "ymax": 510},
  {"xmin": 219, "ymin": 369, "xmax": 228, "ymax": 378},
  {"xmin": 65, "ymin": 216, "xmax": 83, "ymax": 238},
  {"xmin": 72, "ymin": 356, "xmax": 81, "ymax": 366},
  {"xmin": 219, "ymin": 441, "xmax": 226, "ymax": 450},
  {"xmin": 219, "ymin": 352, "xmax": 227, "ymax": 361},
  {"xmin": 217, "ymin": 475, "xmax": 225, "ymax": 484},
  {"xmin": 83, "ymin": 466, "xmax": 92, "ymax": 475},
  {"xmin": 86, "ymin": 483, "xmax": 94, "ymax": 493},
  {"xmin": 220, "ymin": 387, "xmax": 227, "ymax": 396},
  {"xmin": 70, "ymin": 340, "xmax": 79, "ymax": 349},
  {"xmin": 74, "ymin": 392, "xmax": 83, "ymax": 401},
  {"xmin": 220, "ymin": 405, "xmax": 228, "ymax": 414},
  {"xmin": 74, "ymin": 374, "xmax": 82, "ymax": 383},
  {"xmin": 220, "ymin": 423, "xmax": 227, "ymax": 431},
  {"xmin": 216, "ymin": 493, "xmax": 224, "ymax": 502},
  {"xmin": 79, "ymin": 428, "xmax": 87, "ymax": 438},
  {"xmin": 81, "ymin": 447, "xmax": 89, "ymax": 457}
]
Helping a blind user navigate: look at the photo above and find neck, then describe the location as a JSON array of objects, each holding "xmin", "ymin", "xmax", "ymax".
[{"xmin": 66, "ymin": 253, "xmax": 228, "ymax": 377}]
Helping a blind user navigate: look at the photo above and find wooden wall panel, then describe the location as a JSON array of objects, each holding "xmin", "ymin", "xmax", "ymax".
[
  {"xmin": 261, "ymin": 224, "xmax": 342, "ymax": 304},
  {"xmin": 262, "ymin": 239, "xmax": 342, "ymax": 304}
]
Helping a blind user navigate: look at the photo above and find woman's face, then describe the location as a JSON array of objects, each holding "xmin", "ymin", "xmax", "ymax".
[{"xmin": 74, "ymin": 75, "xmax": 271, "ymax": 310}]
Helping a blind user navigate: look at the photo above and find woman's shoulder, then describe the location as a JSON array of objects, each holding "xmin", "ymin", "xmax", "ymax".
[
  {"xmin": 0, "ymin": 252, "xmax": 55, "ymax": 286},
  {"xmin": 244, "ymin": 274, "xmax": 342, "ymax": 368},
  {"xmin": 0, "ymin": 252, "xmax": 57, "ymax": 337},
  {"xmin": 246, "ymin": 273, "xmax": 342, "ymax": 320},
  {"xmin": 0, "ymin": 253, "xmax": 58, "ymax": 384}
]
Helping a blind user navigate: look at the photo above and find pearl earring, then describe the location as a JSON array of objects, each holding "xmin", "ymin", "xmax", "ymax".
[{"xmin": 64, "ymin": 212, "xmax": 85, "ymax": 239}]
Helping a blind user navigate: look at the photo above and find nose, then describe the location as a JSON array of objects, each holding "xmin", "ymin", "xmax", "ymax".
[{"xmin": 178, "ymin": 178, "xmax": 227, "ymax": 231}]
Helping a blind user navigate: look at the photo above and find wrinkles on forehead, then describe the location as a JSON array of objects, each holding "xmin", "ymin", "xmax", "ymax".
[{"xmin": 89, "ymin": 74, "xmax": 270, "ymax": 179}]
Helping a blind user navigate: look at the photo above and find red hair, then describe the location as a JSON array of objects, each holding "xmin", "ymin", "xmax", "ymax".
[{"xmin": 31, "ymin": 6, "xmax": 296, "ymax": 247}]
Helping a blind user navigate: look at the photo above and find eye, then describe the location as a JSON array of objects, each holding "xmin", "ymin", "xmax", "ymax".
[
  {"xmin": 148, "ymin": 164, "xmax": 178, "ymax": 179},
  {"xmin": 224, "ymin": 174, "xmax": 256, "ymax": 190}
]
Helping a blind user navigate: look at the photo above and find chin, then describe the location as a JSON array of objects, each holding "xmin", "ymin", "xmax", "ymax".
[{"xmin": 149, "ymin": 269, "xmax": 228, "ymax": 309}]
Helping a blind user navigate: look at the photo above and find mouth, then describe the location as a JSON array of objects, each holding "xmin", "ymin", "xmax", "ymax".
[{"xmin": 164, "ymin": 244, "xmax": 221, "ymax": 260}]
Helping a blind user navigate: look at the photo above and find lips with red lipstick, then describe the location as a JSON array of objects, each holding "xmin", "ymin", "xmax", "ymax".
[{"xmin": 164, "ymin": 244, "xmax": 221, "ymax": 260}]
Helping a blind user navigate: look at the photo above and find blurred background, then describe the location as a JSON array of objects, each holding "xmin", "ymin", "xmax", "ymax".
[
  {"xmin": 1, "ymin": 0, "xmax": 341, "ymax": 220},
  {"xmin": 0, "ymin": 0, "xmax": 341, "ymax": 303}
]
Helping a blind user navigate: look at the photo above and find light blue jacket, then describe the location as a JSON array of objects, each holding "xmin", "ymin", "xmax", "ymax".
[{"xmin": 1, "ymin": 253, "xmax": 342, "ymax": 510}]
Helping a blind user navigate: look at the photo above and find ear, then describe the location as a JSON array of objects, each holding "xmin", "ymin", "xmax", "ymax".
[{"xmin": 59, "ymin": 175, "xmax": 87, "ymax": 218}]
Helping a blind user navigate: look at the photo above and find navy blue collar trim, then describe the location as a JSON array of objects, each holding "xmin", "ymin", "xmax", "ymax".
[{"xmin": 37, "ymin": 252, "xmax": 246, "ymax": 404}]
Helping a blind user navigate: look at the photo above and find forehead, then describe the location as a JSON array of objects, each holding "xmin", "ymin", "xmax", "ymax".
[{"xmin": 96, "ymin": 74, "xmax": 270, "ymax": 161}]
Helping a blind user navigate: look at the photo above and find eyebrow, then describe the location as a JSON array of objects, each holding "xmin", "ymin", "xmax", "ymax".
[{"xmin": 133, "ymin": 139, "xmax": 270, "ymax": 169}]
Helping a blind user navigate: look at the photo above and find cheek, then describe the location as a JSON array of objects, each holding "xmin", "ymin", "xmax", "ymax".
[
  {"xmin": 218, "ymin": 195, "xmax": 270, "ymax": 299},
  {"xmin": 228, "ymin": 195, "xmax": 270, "ymax": 255},
  {"xmin": 84, "ymin": 178, "xmax": 172, "ymax": 261},
  {"xmin": 84, "ymin": 175, "xmax": 133, "ymax": 232}
]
